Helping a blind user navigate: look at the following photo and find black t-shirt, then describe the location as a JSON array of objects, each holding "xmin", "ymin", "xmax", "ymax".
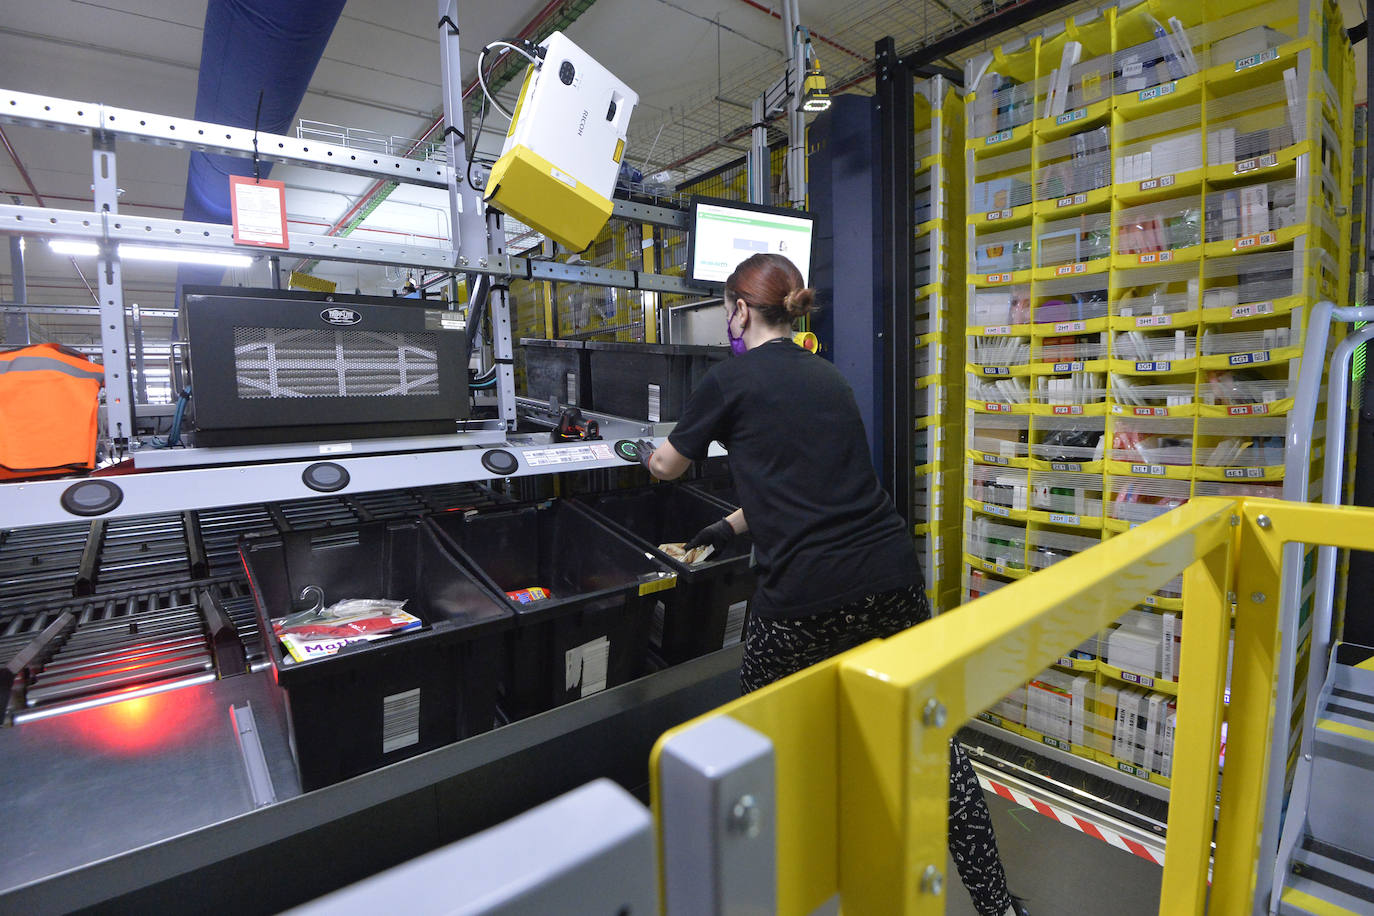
[{"xmin": 668, "ymin": 338, "xmax": 920, "ymax": 619}]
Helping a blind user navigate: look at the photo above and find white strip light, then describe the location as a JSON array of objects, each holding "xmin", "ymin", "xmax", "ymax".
[
  {"xmin": 48, "ymin": 239, "xmax": 100, "ymax": 256},
  {"xmin": 117, "ymin": 245, "xmax": 253, "ymax": 267},
  {"xmin": 47, "ymin": 239, "xmax": 253, "ymax": 267}
]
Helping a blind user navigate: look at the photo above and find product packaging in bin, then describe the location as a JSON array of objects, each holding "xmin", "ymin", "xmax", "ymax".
[
  {"xmin": 425, "ymin": 499, "xmax": 676, "ymax": 719},
  {"xmin": 240, "ymin": 520, "xmax": 514, "ymax": 791},
  {"xmin": 577, "ymin": 484, "xmax": 754, "ymax": 664}
]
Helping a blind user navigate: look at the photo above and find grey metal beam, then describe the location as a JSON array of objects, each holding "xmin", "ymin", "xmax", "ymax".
[{"xmin": 0, "ymin": 88, "xmax": 451, "ymax": 190}]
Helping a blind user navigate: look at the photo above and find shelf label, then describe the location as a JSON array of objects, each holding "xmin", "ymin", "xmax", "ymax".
[
  {"xmin": 1136, "ymin": 250, "xmax": 1175, "ymax": 264},
  {"xmin": 986, "ymin": 272, "xmax": 1012, "ymax": 284},
  {"xmin": 985, "ymin": 207, "xmax": 1014, "ymax": 221},
  {"xmin": 525, "ymin": 443, "xmax": 616, "ymax": 466},
  {"xmin": 1228, "ymin": 403, "xmax": 1270, "ymax": 416},
  {"xmin": 1120, "ymin": 670, "xmax": 1156, "ymax": 687},
  {"xmin": 984, "ymin": 402, "xmax": 1012, "ymax": 412},
  {"xmin": 1054, "ymin": 262, "xmax": 1090, "ymax": 276},
  {"xmin": 982, "ymin": 503, "xmax": 1012, "ymax": 517},
  {"xmin": 985, "ymin": 129, "xmax": 1014, "ymax": 145},
  {"xmin": 983, "ymin": 324, "xmax": 1012, "ymax": 335},
  {"xmin": 1055, "ymin": 107, "xmax": 1088, "ymax": 126},
  {"xmin": 1135, "ymin": 314, "xmax": 1173, "ymax": 328},
  {"xmin": 1052, "ymin": 360, "xmax": 1086, "ymax": 372},
  {"xmin": 1058, "ymin": 655, "xmax": 1075, "ymax": 667},
  {"xmin": 977, "ymin": 712, "xmax": 1003, "ymax": 726},
  {"xmin": 1235, "ymin": 152, "xmax": 1279, "ymax": 174},
  {"xmin": 1056, "ymin": 192, "xmax": 1088, "ymax": 208},
  {"xmin": 1134, "ymin": 360, "xmax": 1172, "ymax": 372},
  {"xmin": 1138, "ymin": 174, "xmax": 1177, "ymax": 191},
  {"xmin": 1118, "ymin": 761, "xmax": 1151, "ymax": 779},
  {"xmin": 1042, "ymin": 735, "xmax": 1070, "ymax": 751},
  {"xmin": 1234, "ymin": 232, "xmax": 1277, "ymax": 251},
  {"xmin": 1051, "ymin": 462, "xmax": 1083, "ymax": 472},
  {"xmin": 982, "ymin": 453, "xmax": 1010, "ymax": 465},
  {"xmin": 993, "ymin": 563, "xmax": 1008, "ymax": 574},
  {"xmin": 1053, "ymin": 320, "xmax": 1087, "ymax": 333},
  {"xmin": 1134, "ymin": 406, "xmax": 1168, "ymax": 416},
  {"xmin": 982, "ymin": 365, "xmax": 1011, "ymax": 376},
  {"xmin": 1048, "ymin": 513, "xmax": 1081, "ymax": 525},
  {"xmin": 1224, "ymin": 467, "xmax": 1266, "ymax": 479},
  {"xmin": 1051, "ymin": 405, "xmax": 1085, "ymax": 415},
  {"xmin": 1131, "ymin": 463, "xmax": 1168, "ymax": 476},
  {"xmin": 1228, "ymin": 350, "xmax": 1272, "ymax": 366},
  {"xmin": 1144, "ymin": 595, "xmax": 1159, "ymax": 606},
  {"xmin": 1235, "ymin": 47, "xmax": 1279, "ymax": 71},
  {"xmin": 1137, "ymin": 81, "xmax": 1177, "ymax": 102},
  {"xmin": 1231, "ymin": 301, "xmax": 1274, "ymax": 319}
]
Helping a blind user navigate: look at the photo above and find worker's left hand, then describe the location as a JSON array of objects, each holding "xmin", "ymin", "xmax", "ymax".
[{"xmin": 635, "ymin": 439, "xmax": 657, "ymax": 473}]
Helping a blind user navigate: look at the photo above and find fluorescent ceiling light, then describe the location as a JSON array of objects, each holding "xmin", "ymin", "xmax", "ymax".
[
  {"xmin": 49, "ymin": 240, "xmax": 100, "ymax": 256},
  {"xmin": 117, "ymin": 245, "xmax": 253, "ymax": 267}
]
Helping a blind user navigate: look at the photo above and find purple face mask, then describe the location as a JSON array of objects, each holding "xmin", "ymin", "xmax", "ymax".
[{"xmin": 726, "ymin": 303, "xmax": 747, "ymax": 356}]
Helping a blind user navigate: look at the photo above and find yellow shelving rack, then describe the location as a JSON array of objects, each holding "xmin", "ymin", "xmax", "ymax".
[
  {"xmin": 913, "ymin": 75, "xmax": 966, "ymax": 614},
  {"xmin": 961, "ymin": 0, "xmax": 1355, "ymax": 788}
]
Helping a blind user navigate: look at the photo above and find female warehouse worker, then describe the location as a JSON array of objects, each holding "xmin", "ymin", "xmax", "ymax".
[{"xmin": 637, "ymin": 253, "xmax": 1029, "ymax": 916}]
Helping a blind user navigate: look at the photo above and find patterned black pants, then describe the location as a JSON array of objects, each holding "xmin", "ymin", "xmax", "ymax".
[{"xmin": 741, "ymin": 583, "xmax": 1013, "ymax": 916}]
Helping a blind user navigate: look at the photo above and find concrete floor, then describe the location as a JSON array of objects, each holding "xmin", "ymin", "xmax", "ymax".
[{"xmin": 943, "ymin": 792, "xmax": 1163, "ymax": 916}]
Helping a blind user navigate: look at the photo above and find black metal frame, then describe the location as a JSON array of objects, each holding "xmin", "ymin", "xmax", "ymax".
[{"xmin": 875, "ymin": 38, "xmax": 915, "ymax": 525}]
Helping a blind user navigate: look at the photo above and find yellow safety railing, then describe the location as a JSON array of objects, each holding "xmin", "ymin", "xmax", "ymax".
[{"xmin": 650, "ymin": 496, "xmax": 1374, "ymax": 914}]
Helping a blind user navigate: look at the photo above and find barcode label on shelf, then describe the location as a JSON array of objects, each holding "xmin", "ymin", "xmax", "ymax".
[
  {"xmin": 1051, "ymin": 462, "xmax": 1083, "ymax": 471},
  {"xmin": 1137, "ymin": 251, "xmax": 1175, "ymax": 264},
  {"xmin": 982, "ymin": 366, "xmax": 1011, "ymax": 376},
  {"xmin": 986, "ymin": 208, "xmax": 1014, "ymax": 221},
  {"xmin": 982, "ymin": 503, "xmax": 1011, "ymax": 517},
  {"xmin": 1234, "ymin": 232, "xmax": 1277, "ymax": 251},
  {"xmin": 1224, "ymin": 467, "xmax": 1266, "ymax": 479},
  {"xmin": 723, "ymin": 600, "xmax": 748, "ymax": 647},
  {"xmin": 1132, "ymin": 406, "xmax": 1168, "ymax": 416},
  {"xmin": 1136, "ymin": 315, "xmax": 1173, "ymax": 328},
  {"xmin": 1058, "ymin": 656, "xmax": 1075, "ymax": 667},
  {"xmin": 984, "ymin": 402, "xmax": 1012, "ymax": 412},
  {"xmin": 1054, "ymin": 262, "xmax": 1090, "ymax": 276},
  {"xmin": 525, "ymin": 443, "xmax": 616, "ymax": 466},
  {"xmin": 565, "ymin": 636, "xmax": 610, "ymax": 698},
  {"xmin": 1137, "ymin": 81, "xmax": 1177, "ymax": 102},
  {"xmin": 1043, "ymin": 735, "xmax": 1069, "ymax": 751},
  {"xmin": 982, "ymin": 453, "xmax": 1010, "ymax": 465},
  {"xmin": 977, "ymin": 712, "xmax": 1004, "ymax": 726},
  {"xmin": 1139, "ymin": 174, "xmax": 1176, "ymax": 191},
  {"xmin": 1051, "ymin": 405, "xmax": 1085, "ymax": 415},
  {"xmin": 1134, "ymin": 361, "xmax": 1172, "ymax": 372},
  {"xmin": 986, "ymin": 273, "xmax": 1012, "ymax": 283},
  {"xmin": 1235, "ymin": 47, "xmax": 1279, "ymax": 71},
  {"xmin": 1131, "ymin": 464, "xmax": 1168, "ymax": 476},
  {"xmin": 985, "ymin": 129, "xmax": 1014, "ymax": 145},
  {"xmin": 1056, "ymin": 193, "xmax": 1088, "ymax": 208},
  {"xmin": 984, "ymin": 325, "xmax": 1012, "ymax": 335},
  {"xmin": 1228, "ymin": 404, "xmax": 1270, "ymax": 416},
  {"xmin": 1120, "ymin": 670, "xmax": 1155, "ymax": 687},
  {"xmin": 1231, "ymin": 301, "xmax": 1274, "ymax": 318},
  {"xmin": 1048, "ymin": 513, "xmax": 1080, "ymax": 525},
  {"xmin": 647, "ymin": 384, "xmax": 661, "ymax": 422},
  {"xmin": 1053, "ymin": 360, "xmax": 1086, "ymax": 372},
  {"xmin": 1055, "ymin": 107, "xmax": 1087, "ymax": 126},
  {"xmin": 1235, "ymin": 153, "xmax": 1278, "ymax": 174},
  {"xmin": 1118, "ymin": 761, "xmax": 1151, "ymax": 779},
  {"xmin": 1053, "ymin": 321, "xmax": 1086, "ymax": 333},
  {"xmin": 1144, "ymin": 595, "xmax": 1159, "ymax": 606},
  {"xmin": 381, "ymin": 688, "xmax": 421, "ymax": 754},
  {"xmin": 1228, "ymin": 350, "xmax": 1272, "ymax": 366}
]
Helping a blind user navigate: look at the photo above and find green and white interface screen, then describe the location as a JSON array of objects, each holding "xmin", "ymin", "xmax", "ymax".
[{"xmin": 691, "ymin": 203, "xmax": 813, "ymax": 285}]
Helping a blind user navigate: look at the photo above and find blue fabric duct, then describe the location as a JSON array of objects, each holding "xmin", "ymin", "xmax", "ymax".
[{"xmin": 178, "ymin": 0, "xmax": 347, "ymax": 296}]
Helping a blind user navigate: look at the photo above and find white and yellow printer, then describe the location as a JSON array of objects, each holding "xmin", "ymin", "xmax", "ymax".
[{"xmin": 484, "ymin": 32, "xmax": 638, "ymax": 253}]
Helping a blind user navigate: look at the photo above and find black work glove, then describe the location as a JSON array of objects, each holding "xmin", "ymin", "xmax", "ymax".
[
  {"xmin": 635, "ymin": 438, "xmax": 657, "ymax": 472},
  {"xmin": 686, "ymin": 518, "xmax": 735, "ymax": 552}
]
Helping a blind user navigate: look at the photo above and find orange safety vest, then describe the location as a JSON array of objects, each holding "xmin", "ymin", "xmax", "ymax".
[{"xmin": 0, "ymin": 343, "xmax": 106, "ymax": 481}]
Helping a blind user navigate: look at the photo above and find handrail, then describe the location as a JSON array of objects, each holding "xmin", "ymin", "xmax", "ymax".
[{"xmin": 652, "ymin": 495, "xmax": 1374, "ymax": 914}]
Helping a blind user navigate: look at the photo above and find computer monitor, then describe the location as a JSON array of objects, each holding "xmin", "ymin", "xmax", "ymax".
[{"xmin": 686, "ymin": 196, "xmax": 814, "ymax": 287}]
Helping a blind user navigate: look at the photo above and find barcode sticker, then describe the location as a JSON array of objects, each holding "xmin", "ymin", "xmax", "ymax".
[
  {"xmin": 381, "ymin": 688, "xmax": 421, "ymax": 754},
  {"xmin": 650, "ymin": 600, "xmax": 666, "ymax": 648},
  {"xmin": 565, "ymin": 636, "xmax": 611, "ymax": 698},
  {"xmin": 567, "ymin": 371, "xmax": 578, "ymax": 406},
  {"xmin": 647, "ymin": 384, "xmax": 661, "ymax": 423},
  {"xmin": 723, "ymin": 600, "xmax": 748, "ymax": 647}
]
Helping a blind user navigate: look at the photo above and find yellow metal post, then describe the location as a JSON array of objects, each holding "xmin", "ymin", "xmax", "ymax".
[
  {"xmin": 642, "ymin": 225, "xmax": 659, "ymax": 343},
  {"xmin": 1159, "ymin": 527, "xmax": 1235, "ymax": 913}
]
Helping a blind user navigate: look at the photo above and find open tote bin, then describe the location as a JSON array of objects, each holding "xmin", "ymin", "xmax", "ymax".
[
  {"xmin": 577, "ymin": 483, "xmax": 756, "ymax": 664},
  {"xmin": 240, "ymin": 520, "xmax": 515, "ymax": 791},
  {"xmin": 426, "ymin": 499, "xmax": 677, "ymax": 720}
]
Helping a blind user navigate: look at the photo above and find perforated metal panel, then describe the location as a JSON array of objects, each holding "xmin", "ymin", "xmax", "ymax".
[{"xmin": 231, "ymin": 327, "xmax": 440, "ymax": 400}]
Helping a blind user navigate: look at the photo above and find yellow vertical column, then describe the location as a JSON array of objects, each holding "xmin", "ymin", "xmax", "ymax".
[{"xmin": 643, "ymin": 224, "xmax": 659, "ymax": 343}]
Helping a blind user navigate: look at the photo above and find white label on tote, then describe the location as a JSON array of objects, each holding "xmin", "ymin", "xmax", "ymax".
[
  {"xmin": 566, "ymin": 636, "xmax": 610, "ymax": 698},
  {"xmin": 648, "ymin": 384, "xmax": 662, "ymax": 423},
  {"xmin": 723, "ymin": 600, "xmax": 749, "ymax": 647},
  {"xmin": 381, "ymin": 688, "xmax": 421, "ymax": 754}
]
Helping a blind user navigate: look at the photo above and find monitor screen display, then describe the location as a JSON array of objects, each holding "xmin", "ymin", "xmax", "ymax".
[{"xmin": 687, "ymin": 197, "xmax": 814, "ymax": 287}]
